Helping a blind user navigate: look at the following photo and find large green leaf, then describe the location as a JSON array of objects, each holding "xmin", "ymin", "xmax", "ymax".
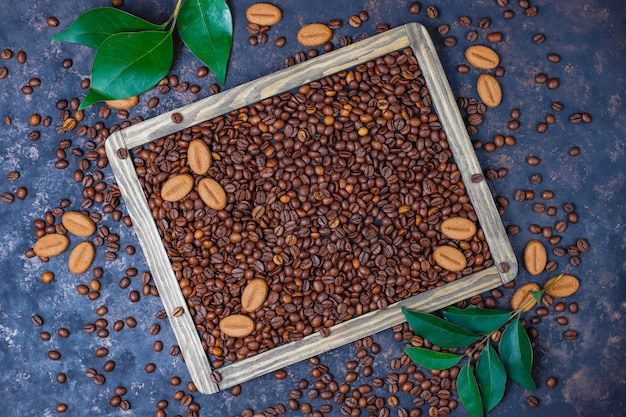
[
  {"xmin": 499, "ymin": 319, "xmax": 536, "ymax": 390},
  {"xmin": 177, "ymin": 0, "xmax": 233, "ymax": 84},
  {"xmin": 476, "ymin": 344, "xmax": 507, "ymax": 413},
  {"xmin": 79, "ymin": 30, "xmax": 173, "ymax": 109},
  {"xmin": 443, "ymin": 306, "xmax": 512, "ymax": 335},
  {"xmin": 458, "ymin": 364, "xmax": 484, "ymax": 417},
  {"xmin": 51, "ymin": 7, "xmax": 164, "ymax": 49},
  {"xmin": 405, "ymin": 347, "xmax": 463, "ymax": 370},
  {"xmin": 402, "ymin": 307, "xmax": 480, "ymax": 348}
]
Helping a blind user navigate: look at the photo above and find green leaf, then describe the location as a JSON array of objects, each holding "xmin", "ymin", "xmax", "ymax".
[
  {"xmin": 499, "ymin": 318, "xmax": 536, "ymax": 390},
  {"xmin": 476, "ymin": 344, "xmax": 507, "ymax": 413},
  {"xmin": 405, "ymin": 347, "xmax": 463, "ymax": 370},
  {"xmin": 442, "ymin": 306, "xmax": 512, "ymax": 334},
  {"xmin": 51, "ymin": 7, "xmax": 164, "ymax": 49},
  {"xmin": 402, "ymin": 307, "xmax": 480, "ymax": 348},
  {"xmin": 177, "ymin": 0, "xmax": 233, "ymax": 84},
  {"xmin": 529, "ymin": 290, "xmax": 544, "ymax": 306},
  {"xmin": 458, "ymin": 364, "xmax": 484, "ymax": 417},
  {"xmin": 79, "ymin": 30, "xmax": 174, "ymax": 109}
]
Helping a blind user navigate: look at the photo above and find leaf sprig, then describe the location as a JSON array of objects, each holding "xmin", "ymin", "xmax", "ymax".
[
  {"xmin": 51, "ymin": 0, "xmax": 233, "ymax": 109},
  {"xmin": 402, "ymin": 273, "xmax": 568, "ymax": 417}
]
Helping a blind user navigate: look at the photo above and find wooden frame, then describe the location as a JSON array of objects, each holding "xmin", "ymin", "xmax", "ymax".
[{"xmin": 105, "ymin": 23, "xmax": 517, "ymax": 394}]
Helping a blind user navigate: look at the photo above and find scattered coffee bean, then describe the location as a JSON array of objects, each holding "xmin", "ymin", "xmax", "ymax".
[
  {"xmin": 1, "ymin": 192, "xmax": 15, "ymax": 204},
  {"xmin": 526, "ymin": 396, "xmax": 540, "ymax": 407},
  {"xmin": 31, "ymin": 314, "xmax": 44, "ymax": 327},
  {"xmin": 348, "ymin": 15, "xmax": 362, "ymax": 27},
  {"xmin": 426, "ymin": 6, "xmax": 439, "ymax": 18},
  {"xmin": 408, "ymin": 2, "xmax": 421, "ymax": 14},
  {"xmin": 564, "ymin": 329, "xmax": 578, "ymax": 340}
]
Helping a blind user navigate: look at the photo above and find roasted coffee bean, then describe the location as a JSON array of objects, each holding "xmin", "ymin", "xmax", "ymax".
[
  {"xmin": 171, "ymin": 112, "xmax": 183, "ymax": 123},
  {"xmin": 16, "ymin": 50, "xmax": 27, "ymax": 64},
  {"xmin": 444, "ymin": 37, "xmax": 457, "ymax": 47},
  {"xmin": 103, "ymin": 360, "xmax": 116, "ymax": 372},
  {"xmin": 327, "ymin": 19, "xmax": 342, "ymax": 29},
  {"xmin": 536, "ymin": 122, "xmax": 547, "ymax": 133},
  {"xmin": 486, "ymin": 31, "xmax": 503, "ymax": 42},
  {"xmin": 1, "ymin": 192, "xmax": 14, "ymax": 204},
  {"xmin": 274, "ymin": 36, "xmax": 286, "ymax": 48},
  {"xmin": 348, "ymin": 15, "xmax": 361, "ymax": 27},
  {"xmin": 147, "ymin": 97, "xmax": 160, "ymax": 109},
  {"xmin": 426, "ymin": 6, "xmax": 439, "ymax": 18},
  {"xmin": 527, "ymin": 156, "xmax": 541, "ymax": 166},
  {"xmin": 149, "ymin": 323, "xmax": 161, "ymax": 336},
  {"xmin": 526, "ymin": 397, "xmax": 540, "ymax": 407},
  {"xmin": 408, "ymin": 2, "xmax": 421, "ymax": 14},
  {"xmin": 547, "ymin": 78, "xmax": 560, "ymax": 89},
  {"xmin": 376, "ymin": 23, "xmax": 390, "ymax": 33},
  {"xmin": 31, "ymin": 314, "xmax": 44, "ymax": 327}
]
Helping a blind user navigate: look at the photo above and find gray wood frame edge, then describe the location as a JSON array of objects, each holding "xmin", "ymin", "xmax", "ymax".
[
  {"xmin": 115, "ymin": 26, "xmax": 412, "ymax": 150},
  {"xmin": 106, "ymin": 133, "xmax": 218, "ymax": 394},
  {"xmin": 404, "ymin": 24, "xmax": 518, "ymax": 283},
  {"xmin": 105, "ymin": 22, "xmax": 516, "ymax": 394},
  {"xmin": 217, "ymin": 267, "xmax": 502, "ymax": 390}
]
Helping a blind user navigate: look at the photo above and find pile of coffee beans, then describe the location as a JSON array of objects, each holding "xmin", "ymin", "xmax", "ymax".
[{"xmin": 133, "ymin": 47, "xmax": 493, "ymax": 365}]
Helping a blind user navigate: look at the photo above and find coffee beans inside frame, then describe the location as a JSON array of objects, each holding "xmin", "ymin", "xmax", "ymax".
[{"xmin": 133, "ymin": 48, "xmax": 493, "ymax": 364}]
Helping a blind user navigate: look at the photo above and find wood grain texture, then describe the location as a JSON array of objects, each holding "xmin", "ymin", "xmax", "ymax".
[
  {"xmin": 217, "ymin": 267, "xmax": 503, "ymax": 389},
  {"xmin": 404, "ymin": 24, "xmax": 518, "ymax": 283},
  {"xmin": 106, "ymin": 134, "xmax": 218, "ymax": 394},
  {"xmin": 105, "ymin": 22, "xmax": 517, "ymax": 394}
]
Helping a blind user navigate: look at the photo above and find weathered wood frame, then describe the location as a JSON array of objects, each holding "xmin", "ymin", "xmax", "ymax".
[{"xmin": 105, "ymin": 23, "xmax": 517, "ymax": 394}]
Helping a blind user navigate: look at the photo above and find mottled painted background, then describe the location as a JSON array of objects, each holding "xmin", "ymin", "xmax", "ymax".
[{"xmin": 0, "ymin": 1, "xmax": 624, "ymax": 416}]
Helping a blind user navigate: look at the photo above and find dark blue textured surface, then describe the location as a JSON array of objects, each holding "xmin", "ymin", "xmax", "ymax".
[{"xmin": 0, "ymin": 1, "xmax": 625, "ymax": 416}]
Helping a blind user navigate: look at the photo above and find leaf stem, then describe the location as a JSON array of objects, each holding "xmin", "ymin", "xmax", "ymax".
[
  {"xmin": 164, "ymin": 0, "xmax": 185, "ymax": 30},
  {"xmin": 464, "ymin": 272, "xmax": 567, "ymax": 360}
]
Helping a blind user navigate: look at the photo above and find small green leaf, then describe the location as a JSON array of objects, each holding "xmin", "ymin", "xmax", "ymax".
[
  {"xmin": 458, "ymin": 364, "xmax": 484, "ymax": 417},
  {"xmin": 499, "ymin": 319, "xmax": 536, "ymax": 390},
  {"xmin": 476, "ymin": 344, "xmax": 507, "ymax": 413},
  {"xmin": 405, "ymin": 347, "xmax": 463, "ymax": 370},
  {"xmin": 529, "ymin": 290, "xmax": 544, "ymax": 306},
  {"xmin": 79, "ymin": 30, "xmax": 174, "ymax": 109},
  {"xmin": 443, "ymin": 306, "xmax": 512, "ymax": 334},
  {"xmin": 402, "ymin": 307, "xmax": 481, "ymax": 348},
  {"xmin": 177, "ymin": 0, "xmax": 233, "ymax": 84},
  {"xmin": 51, "ymin": 7, "xmax": 164, "ymax": 49}
]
